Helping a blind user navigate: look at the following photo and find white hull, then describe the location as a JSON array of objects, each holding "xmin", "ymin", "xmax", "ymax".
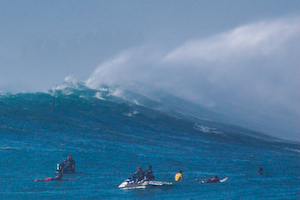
[
  {"xmin": 118, "ymin": 179, "xmax": 173, "ymax": 189},
  {"xmin": 118, "ymin": 179, "xmax": 149, "ymax": 189}
]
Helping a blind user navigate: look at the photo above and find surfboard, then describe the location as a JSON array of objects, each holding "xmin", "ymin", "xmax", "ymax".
[
  {"xmin": 200, "ymin": 177, "xmax": 228, "ymax": 183},
  {"xmin": 34, "ymin": 178, "xmax": 78, "ymax": 182},
  {"xmin": 219, "ymin": 177, "xmax": 228, "ymax": 182}
]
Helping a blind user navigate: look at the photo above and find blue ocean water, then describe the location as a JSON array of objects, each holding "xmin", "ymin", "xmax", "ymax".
[{"xmin": 0, "ymin": 83, "xmax": 299, "ymax": 199}]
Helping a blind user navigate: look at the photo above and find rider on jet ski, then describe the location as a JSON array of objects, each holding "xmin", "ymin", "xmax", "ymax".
[
  {"xmin": 58, "ymin": 155, "xmax": 75, "ymax": 173},
  {"xmin": 131, "ymin": 166, "xmax": 144, "ymax": 182},
  {"xmin": 144, "ymin": 165, "xmax": 155, "ymax": 181}
]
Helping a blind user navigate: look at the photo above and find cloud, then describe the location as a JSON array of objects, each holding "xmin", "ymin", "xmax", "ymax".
[{"xmin": 86, "ymin": 17, "xmax": 300, "ymax": 140}]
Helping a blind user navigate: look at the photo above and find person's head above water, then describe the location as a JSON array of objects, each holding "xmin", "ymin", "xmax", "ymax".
[
  {"xmin": 149, "ymin": 165, "xmax": 152, "ymax": 169},
  {"xmin": 67, "ymin": 156, "xmax": 73, "ymax": 161},
  {"xmin": 179, "ymin": 170, "xmax": 183, "ymax": 173},
  {"xmin": 137, "ymin": 166, "xmax": 142, "ymax": 171}
]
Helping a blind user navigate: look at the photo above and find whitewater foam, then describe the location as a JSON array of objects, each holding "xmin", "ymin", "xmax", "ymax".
[
  {"xmin": 94, "ymin": 92, "xmax": 105, "ymax": 100},
  {"xmin": 124, "ymin": 111, "xmax": 139, "ymax": 117},
  {"xmin": 193, "ymin": 124, "xmax": 224, "ymax": 136},
  {"xmin": 285, "ymin": 148, "xmax": 300, "ymax": 154}
]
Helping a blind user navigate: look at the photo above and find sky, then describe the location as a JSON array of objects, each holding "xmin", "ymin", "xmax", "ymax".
[{"xmin": 0, "ymin": 0, "xmax": 299, "ymax": 141}]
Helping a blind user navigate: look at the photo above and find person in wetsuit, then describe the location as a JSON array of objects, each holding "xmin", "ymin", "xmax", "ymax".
[
  {"xmin": 131, "ymin": 166, "xmax": 145, "ymax": 182},
  {"xmin": 144, "ymin": 165, "xmax": 155, "ymax": 181},
  {"xmin": 35, "ymin": 173, "xmax": 63, "ymax": 181},
  {"xmin": 60, "ymin": 156, "xmax": 75, "ymax": 173},
  {"xmin": 208, "ymin": 175, "xmax": 219, "ymax": 183},
  {"xmin": 257, "ymin": 167, "xmax": 263, "ymax": 175},
  {"xmin": 201, "ymin": 175, "xmax": 220, "ymax": 183}
]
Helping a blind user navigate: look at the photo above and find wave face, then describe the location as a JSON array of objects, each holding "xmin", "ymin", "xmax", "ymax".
[
  {"xmin": 0, "ymin": 82, "xmax": 299, "ymax": 199},
  {"xmin": 86, "ymin": 17, "xmax": 300, "ymax": 142}
]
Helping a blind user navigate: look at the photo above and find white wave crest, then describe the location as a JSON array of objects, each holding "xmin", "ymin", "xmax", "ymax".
[{"xmin": 85, "ymin": 16, "xmax": 300, "ymax": 141}]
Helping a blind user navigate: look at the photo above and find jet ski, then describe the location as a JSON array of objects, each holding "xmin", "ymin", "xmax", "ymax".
[
  {"xmin": 118, "ymin": 178, "xmax": 173, "ymax": 189},
  {"xmin": 118, "ymin": 178, "xmax": 148, "ymax": 189},
  {"xmin": 55, "ymin": 163, "xmax": 75, "ymax": 174}
]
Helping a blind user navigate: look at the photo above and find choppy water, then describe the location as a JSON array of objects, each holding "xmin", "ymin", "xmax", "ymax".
[{"xmin": 0, "ymin": 83, "xmax": 299, "ymax": 199}]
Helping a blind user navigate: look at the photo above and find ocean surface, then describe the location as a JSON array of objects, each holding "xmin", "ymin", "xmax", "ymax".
[{"xmin": 0, "ymin": 82, "xmax": 299, "ymax": 199}]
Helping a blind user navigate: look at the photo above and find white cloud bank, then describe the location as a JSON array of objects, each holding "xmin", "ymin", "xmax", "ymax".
[{"xmin": 86, "ymin": 17, "xmax": 300, "ymax": 141}]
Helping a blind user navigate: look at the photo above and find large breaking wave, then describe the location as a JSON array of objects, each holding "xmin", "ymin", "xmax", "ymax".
[{"xmin": 86, "ymin": 17, "xmax": 300, "ymax": 141}]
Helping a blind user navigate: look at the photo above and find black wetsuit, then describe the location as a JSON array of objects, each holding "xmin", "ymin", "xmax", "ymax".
[
  {"xmin": 144, "ymin": 169, "xmax": 155, "ymax": 181},
  {"xmin": 60, "ymin": 160, "xmax": 75, "ymax": 173},
  {"xmin": 209, "ymin": 178, "xmax": 219, "ymax": 183}
]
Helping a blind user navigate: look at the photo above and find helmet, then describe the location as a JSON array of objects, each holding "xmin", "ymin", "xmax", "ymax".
[{"xmin": 137, "ymin": 166, "xmax": 142, "ymax": 170}]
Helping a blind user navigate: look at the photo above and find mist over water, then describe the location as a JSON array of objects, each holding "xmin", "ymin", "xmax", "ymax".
[{"xmin": 87, "ymin": 17, "xmax": 300, "ymax": 141}]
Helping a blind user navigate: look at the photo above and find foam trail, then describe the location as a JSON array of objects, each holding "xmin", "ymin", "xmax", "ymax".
[{"xmin": 86, "ymin": 17, "xmax": 300, "ymax": 141}]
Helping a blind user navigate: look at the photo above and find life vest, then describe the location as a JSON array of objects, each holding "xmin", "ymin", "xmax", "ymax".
[{"xmin": 175, "ymin": 173, "xmax": 182, "ymax": 181}]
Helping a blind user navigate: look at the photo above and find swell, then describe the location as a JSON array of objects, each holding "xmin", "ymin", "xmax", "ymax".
[{"xmin": 1, "ymin": 82, "xmax": 298, "ymax": 150}]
